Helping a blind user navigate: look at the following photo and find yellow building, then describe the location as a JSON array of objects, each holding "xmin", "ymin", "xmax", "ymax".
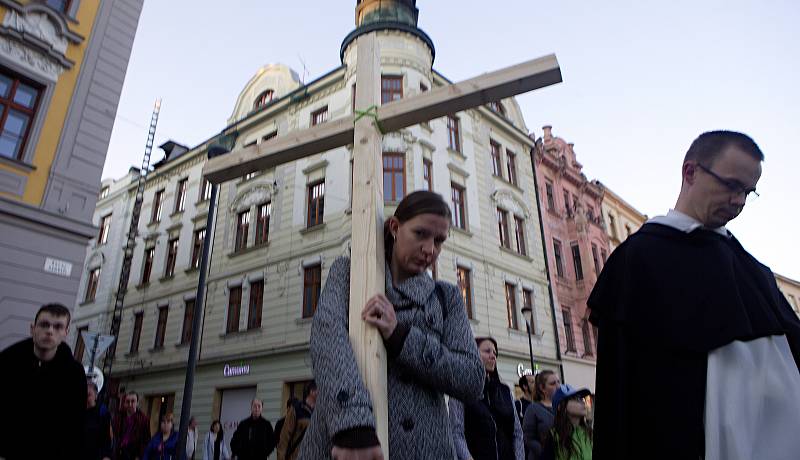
[
  {"xmin": 776, "ymin": 273, "xmax": 800, "ymax": 317},
  {"xmin": 599, "ymin": 183, "xmax": 647, "ymax": 252},
  {"xmin": 0, "ymin": 0, "xmax": 143, "ymax": 348}
]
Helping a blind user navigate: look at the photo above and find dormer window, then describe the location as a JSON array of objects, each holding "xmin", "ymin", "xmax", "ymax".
[
  {"xmin": 488, "ymin": 101, "xmax": 506, "ymax": 117},
  {"xmin": 253, "ymin": 90, "xmax": 274, "ymax": 109}
]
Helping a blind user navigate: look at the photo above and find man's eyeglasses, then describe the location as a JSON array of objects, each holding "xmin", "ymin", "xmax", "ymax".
[
  {"xmin": 35, "ymin": 320, "xmax": 66, "ymax": 332},
  {"xmin": 696, "ymin": 163, "xmax": 759, "ymax": 201}
]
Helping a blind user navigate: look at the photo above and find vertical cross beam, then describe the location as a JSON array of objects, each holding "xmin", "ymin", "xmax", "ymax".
[{"xmin": 348, "ymin": 32, "xmax": 389, "ymax": 456}]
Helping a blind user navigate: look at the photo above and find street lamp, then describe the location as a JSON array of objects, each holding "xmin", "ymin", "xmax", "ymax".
[
  {"xmin": 176, "ymin": 143, "xmax": 231, "ymax": 459},
  {"xmin": 520, "ymin": 304, "xmax": 536, "ymax": 376}
]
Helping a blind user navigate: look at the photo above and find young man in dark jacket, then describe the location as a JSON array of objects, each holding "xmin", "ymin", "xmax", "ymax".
[
  {"xmin": 113, "ymin": 391, "xmax": 151, "ymax": 460},
  {"xmin": 231, "ymin": 398, "xmax": 275, "ymax": 460},
  {"xmin": 0, "ymin": 303, "xmax": 87, "ymax": 460}
]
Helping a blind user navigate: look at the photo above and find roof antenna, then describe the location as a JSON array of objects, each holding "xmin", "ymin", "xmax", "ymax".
[{"xmin": 297, "ymin": 54, "xmax": 309, "ymax": 84}]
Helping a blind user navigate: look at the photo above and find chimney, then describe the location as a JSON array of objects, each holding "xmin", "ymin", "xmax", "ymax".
[{"xmin": 542, "ymin": 125, "xmax": 553, "ymax": 141}]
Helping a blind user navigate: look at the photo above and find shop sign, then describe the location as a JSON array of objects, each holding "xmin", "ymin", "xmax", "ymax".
[
  {"xmin": 517, "ymin": 362, "xmax": 541, "ymax": 377},
  {"xmin": 223, "ymin": 362, "xmax": 250, "ymax": 377}
]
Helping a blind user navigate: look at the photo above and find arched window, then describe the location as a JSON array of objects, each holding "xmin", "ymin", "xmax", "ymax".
[
  {"xmin": 488, "ymin": 101, "xmax": 506, "ymax": 117},
  {"xmin": 253, "ymin": 89, "xmax": 274, "ymax": 109}
]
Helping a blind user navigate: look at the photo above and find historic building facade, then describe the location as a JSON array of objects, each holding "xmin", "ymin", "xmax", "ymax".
[
  {"xmin": 532, "ymin": 126, "xmax": 608, "ymax": 391},
  {"xmin": 71, "ymin": 0, "xmax": 560, "ymax": 437},
  {"xmin": 0, "ymin": 0, "xmax": 143, "ymax": 348},
  {"xmin": 601, "ymin": 185, "xmax": 648, "ymax": 252}
]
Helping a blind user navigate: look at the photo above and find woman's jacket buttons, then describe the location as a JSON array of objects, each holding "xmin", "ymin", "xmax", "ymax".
[
  {"xmin": 337, "ymin": 390, "xmax": 349, "ymax": 404},
  {"xmin": 401, "ymin": 418, "xmax": 414, "ymax": 431}
]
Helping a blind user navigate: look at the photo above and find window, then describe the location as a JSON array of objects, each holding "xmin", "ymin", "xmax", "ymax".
[
  {"xmin": 562, "ymin": 308, "xmax": 576, "ymax": 352},
  {"xmin": 447, "ymin": 115, "xmax": 461, "ymax": 152},
  {"xmin": 587, "ymin": 205, "xmax": 595, "ymax": 222},
  {"xmin": 154, "ymin": 306, "xmax": 168, "ymax": 349},
  {"xmin": 381, "ymin": 76, "xmax": 403, "ymax": 104},
  {"xmin": 506, "ymin": 150, "xmax": 518, "ymax": 186},
  {"xmin": 98, "ymin": 213, "xmax": 112, "ymax": 245},
  {"xmin": 591, "ymin": 243, "xmax": 601, "ymax": 274},
  {"xmin": 563, "ymin": 190, "xmax": 571, "ymax": 215},
  {"xmin": 420, "ymin": 82, "xmax": 428, "ymax": 92},
  {"xmin": 74, "ymin": 325, "xmax": 87, "ymax": 362},
  {"xmin": 85, "ymin": 268, "xmax": 100, "ymax": 302},
  {"xmin": 625, "ymin": 224, "xmax": 632, "ymax": 237},
  {"xmin": 457, "ymin": 267, "xmax": 473, "ymax": 319},
  {"xmin": 200, "ymin": 178, "xmax": 212, "ymax": 201},
  {"xmin": 514, "ymin": 216, "xmax": 527, "ymax": 255},
  {"xmin": 151, "ymin": 189, "xmax": 164, "ymax": 223},
  {"xmin": 422, "ymin": 158, "xmax": 433, "ymax": 191},
  {"xmin": 248, "ymin": 280, "xmax": 264, "ymax": 329},
  {"xmin": 311, "ymin": 106, "xmax": 328, "ymax": 126},
  {"xmin": 553, "ymin": 239, "xmax": 565, "ymax": 278},
  {"xmin": 351, "ymin": 84, "xmax": 357, "ymax": 113},
  {"xmin": 164, "ymin": 238, "xmax": 178, "ymax": 278},
  {"xmin": 255, "ymin": 202, "xmax": 271, "ymax": 245},
  {"xmin": 490, "ymin": 140, "xmax": 503, "ymax": 178},
  {"xmin": 0, "ymin": 69, "xmax": 42, "ymax": 160},
  {"xmin": 522, "ymin": 288, "xmax": 534, "ymax": 331},
  {"xmin": 545, "ymin": 181, "xmax": 555, "ymax": 211},
  {"xmin": 488, "ymin": 101, "xmax": 506, "ymax": 116},
  {"xmin": 505, "ymin": 283, "xmax": 519, "ymax": 329},
  {"xmin": 497, "ymin": 208, "xmax": 511, "ymax": 249},
  {"xmin": 141, "ymin": 247, "xmax": 155, "ymax": 284},
  {"xmin": 571, "ymin": 243, "xmax": 583, "ymax": 281},
  {"xmin": 235, "ymin": 210, "xmax": 250, "ymax": 251},
  {"xmin": 383, "ymin": 152, "xmax": 405, "ymax": 202},
  {"xmin": 243, "ymin": 171, "xmax": 257, "ymax": 181},
  {"xmin": 99, "ymin": 186, "xmax": 109, "ymax": 199},
  {"xmin": 582, "ymin": 318, "xmax": 594, "ymax": 357},
  {"xmin": 608, "ymin": 213, "xmax": 618, "ymax": 239},
  {"xmin": 130, "ymin": 312, "xmax": 144, "ymax": 353},
  {"xmin": 263, "ymin": 131, "xmax": 278, "ymax": 142},
  {"xmin": 307, "ymin": 181, "xmax": 325, "ymax": 228},
  {"xmin": 601, "ymin": 248, "xmax": 608, "ymax": 263},
  {"xmin": 253, "ymin": 89, "xmax": 274, "ymax": 109},
  {"xmin": 190, "ymin": 229, "xmax": 205, "ymax": 269},
  {"xmin": 45, "ymin": 0, "xmax": 71, "ymax": 14},
  {"xmin": 451, "ymin": 183, "xmax": 467, "ymax": 230},
  {"xmin": 226, "ymin": 286, "xmax": 242, "ymax": 333},
  {"xmin": 180, "ymin": 299, "xmax": 194, "ymax": 345},
  {"xmin": 303, "ymin": 264, "xmax": 322, "ymax": 318},
  {"xmin": 174, "ymin": 178, "xmax": 187, "ymax": 213}
]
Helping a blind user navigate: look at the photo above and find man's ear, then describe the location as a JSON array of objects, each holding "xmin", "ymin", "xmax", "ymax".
[{"xmin": 683, "ymin": 161, "xmax": 698, "ymax": 185}]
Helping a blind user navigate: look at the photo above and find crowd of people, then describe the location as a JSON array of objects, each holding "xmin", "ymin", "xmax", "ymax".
[{"xmin": 2, "ymin": 131, "xmax": 798, "ymax": 460}]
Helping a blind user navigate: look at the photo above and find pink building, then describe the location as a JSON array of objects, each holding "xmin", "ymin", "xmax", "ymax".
[{"xmin": 532, "ymin": 125, "xmax": 608, "ymax": 391}]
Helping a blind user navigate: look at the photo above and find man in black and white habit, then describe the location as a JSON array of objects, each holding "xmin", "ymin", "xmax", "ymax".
[{"xmin": 588, "ymin": 130, "xmax": 800, "ymax": 460}]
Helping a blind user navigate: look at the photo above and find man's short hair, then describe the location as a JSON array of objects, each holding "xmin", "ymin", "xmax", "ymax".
[
  {"xmin": 302, "ymin": 380, "xmax": 317, "ymax": 399},
  {"xmin": 126, "ymin": 390, "xmax": 139, "ymax": 401},
  {"xmin": 34, "ymin": 303, "xmax": 71, "ymax": 326},
  {"xmin": 684, "ymin": 130, "xmax": 764, "ymax": 166}
]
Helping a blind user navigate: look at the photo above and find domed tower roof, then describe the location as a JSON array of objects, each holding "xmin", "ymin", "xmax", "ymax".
[
  {"xmin": 341, "ymin": 0, "xmax": 434, "ymax": 62},
  {"xmin": 228, "ymin": 63, "xmax": 302, "ymax": 124}
]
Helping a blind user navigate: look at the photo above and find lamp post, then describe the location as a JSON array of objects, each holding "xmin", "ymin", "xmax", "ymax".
[
  {"xmin": 176, "ymin": 143, "xmax": 230, "ymax": 459},
  {"xmin": 521, "ymin": 304, "xmax": 536, "ymax": 375}
]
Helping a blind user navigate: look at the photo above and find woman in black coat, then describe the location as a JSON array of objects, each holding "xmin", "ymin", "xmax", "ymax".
[{"xmin": 450, "ymin": 337, "xmax": 524, "ymax": 460}]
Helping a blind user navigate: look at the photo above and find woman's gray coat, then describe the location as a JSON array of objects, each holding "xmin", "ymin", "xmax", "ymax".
[{"xmin": 298, "ymin": 257, "xmax": 485, "ymax": 459}]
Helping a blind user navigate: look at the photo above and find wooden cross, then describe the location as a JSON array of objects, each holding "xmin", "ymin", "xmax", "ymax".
[{"xmin": 203, "ymin": 33, "xmax": 561, "ymax": 457}]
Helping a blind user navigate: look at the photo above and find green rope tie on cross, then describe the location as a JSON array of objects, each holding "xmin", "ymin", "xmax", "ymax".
[{"xmin": 354, "ymin": 105, "xmax": 386, "ymax": 134}]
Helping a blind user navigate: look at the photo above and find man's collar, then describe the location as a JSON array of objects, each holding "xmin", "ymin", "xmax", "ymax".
[{"xmin": 647, "ymin": 209, "xmax": 730, "ymax": 237}]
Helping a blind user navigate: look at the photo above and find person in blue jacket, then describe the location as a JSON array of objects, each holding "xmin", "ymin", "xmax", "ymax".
[{"xmin": 144, "ymin": 412, "xmax": 181, "ymax": 460}]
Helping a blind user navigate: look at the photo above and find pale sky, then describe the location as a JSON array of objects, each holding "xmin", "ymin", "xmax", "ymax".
[{"xmin": 103, "ymin": 0, "xmax": 799, "ymax": 280}]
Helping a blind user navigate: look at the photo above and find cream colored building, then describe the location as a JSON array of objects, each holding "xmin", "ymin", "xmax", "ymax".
[
  {"xmin": 600, "ymin": 183, "xmax": 648, "ymax": 252},
  {"xmin": 776, "ymin": 273, "xmax": 800, "ymax": 317},
  {"xmin": 71, "ymin": 0, "xmax": 560, "ymax": 439}
]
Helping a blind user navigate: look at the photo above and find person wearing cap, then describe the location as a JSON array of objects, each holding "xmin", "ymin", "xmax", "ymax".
[
  {"xmin": 588, "ymin": 131, "xmax": 800, "ymax": 460},
  {"xmin": 449, "ymin": 336, "xmax": 524, "ymax": 460},
  {"xmin": 541, "ymin": 385, "xmax": 592, "ymax": 460}
]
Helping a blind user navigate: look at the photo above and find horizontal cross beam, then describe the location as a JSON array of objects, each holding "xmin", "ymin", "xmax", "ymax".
[{"xmin": 203, "ymin": 54, "xmax": 561, "ymax": 184}]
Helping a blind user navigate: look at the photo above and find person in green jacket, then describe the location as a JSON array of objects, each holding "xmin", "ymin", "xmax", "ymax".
[{"xmin": 542, "ymin": 384, "xmax": 593, "ymax": 460}]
